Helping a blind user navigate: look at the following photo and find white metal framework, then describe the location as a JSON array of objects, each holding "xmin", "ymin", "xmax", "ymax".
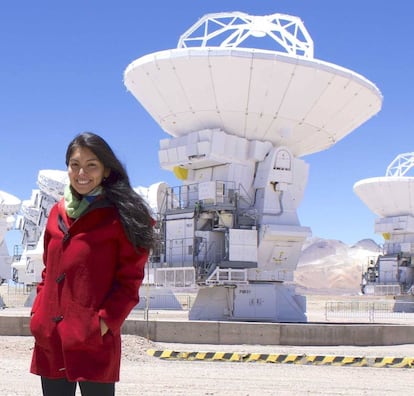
[
  {"xmin": 178, "ymin": 12, "xmax": 314, "ymax": 58},
  {"xmin": 386, "ymin": 152, "xmax": 414, "ymax": 176}
]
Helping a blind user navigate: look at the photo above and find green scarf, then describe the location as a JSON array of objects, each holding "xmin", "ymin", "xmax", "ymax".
[{"xmin": 64, "ymin": 185, "xmax": 103, "ymax": 218}]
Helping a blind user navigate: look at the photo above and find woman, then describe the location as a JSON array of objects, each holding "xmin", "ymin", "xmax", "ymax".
[{"xmin": 30, "ymin": 132, "xmax": 155, "ymax": 396}]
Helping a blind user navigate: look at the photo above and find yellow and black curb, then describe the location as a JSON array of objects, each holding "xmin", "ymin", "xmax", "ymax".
[{"xmin": 147, "ymin": 349, "xmax": 414, "ymax": 368}]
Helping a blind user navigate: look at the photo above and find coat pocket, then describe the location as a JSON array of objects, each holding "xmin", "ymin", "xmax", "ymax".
[
  {"xmin": 58, "ymin": 301, "xmax": 103, "ymax": 352},
  {"xmin": 30, "ymin": 295, "xmax": 57, "ymax": 348}
]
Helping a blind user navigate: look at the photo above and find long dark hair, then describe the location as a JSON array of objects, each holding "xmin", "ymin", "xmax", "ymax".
[{"xmin": 65, "ymin": 132, "xmax": 155, "ymax": 250}]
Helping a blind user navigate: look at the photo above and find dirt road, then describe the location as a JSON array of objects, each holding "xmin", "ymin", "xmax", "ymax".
[{"xmin": 2, "ymin": 335, "xmax": 414, "ymax": 395}]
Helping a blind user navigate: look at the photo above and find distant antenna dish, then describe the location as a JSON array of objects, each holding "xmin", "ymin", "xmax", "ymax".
[
  {"xmin": 354, "ymin": 152, "xmax": 414, "ymax": 217},
  {"xmin": 37, "ymin": 170, "xmax": 68, "ymax": 202},
  {"xmin": 0, "ymin": 190, "xmax": 20, "ymax": 217}
]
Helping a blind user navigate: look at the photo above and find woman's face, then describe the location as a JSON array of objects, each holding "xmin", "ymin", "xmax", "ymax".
[{"xmin": 67, "ymin": 146, "xmax": 109, "ymax": 195}]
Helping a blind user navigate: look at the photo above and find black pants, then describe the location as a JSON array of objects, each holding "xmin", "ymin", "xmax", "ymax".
[{"xmin": 41, "ymin": 377, "xmax": 115, "ymax": 396}]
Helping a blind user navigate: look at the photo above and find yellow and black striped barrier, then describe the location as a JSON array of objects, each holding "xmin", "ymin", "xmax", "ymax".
[{"xmin": 147, "ymin": 349, "xmax": 414, "ymax": 368}]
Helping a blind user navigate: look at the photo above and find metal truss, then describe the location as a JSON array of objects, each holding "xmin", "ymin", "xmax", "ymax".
[
  {"xmin": 177, "ymin": 11, "xmax": 314, "ymax": 58},
  {"xmin": 386, "ymin": 152, "xmax": 414, "ymax": 176}
]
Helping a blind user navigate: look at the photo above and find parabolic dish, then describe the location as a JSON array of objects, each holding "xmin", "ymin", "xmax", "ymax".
[
  {"xmin": 134, "ymin": 181, "xmax": 169, "ymax": 214},
  {"xmin": 37, "ymin": 169, "xmax": 68, "ymax": 201},
  {"xmin": 353, "ymin": 177, "xmax": 414, "ymax": 218},
  {"xmin": 124, "ymin": 47, "xmax": 382, "ymax": 157},
  {"xmin": 0, "ymin": 190, "xmax": 21, "ymax": 216}
]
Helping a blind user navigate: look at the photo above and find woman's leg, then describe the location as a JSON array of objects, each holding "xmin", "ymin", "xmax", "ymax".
[
  {"xmin": 41, "ymin": 377, "xmax": 77, "ymax": 396},
  {"xmin": 79, "ymin": 381, "xmax": 115, "ymax": 396}
]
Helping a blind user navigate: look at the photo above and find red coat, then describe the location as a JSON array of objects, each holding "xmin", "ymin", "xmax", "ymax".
[{"xmin": 30, "ymin": 198, "xmax": 149, "ymax": 382}]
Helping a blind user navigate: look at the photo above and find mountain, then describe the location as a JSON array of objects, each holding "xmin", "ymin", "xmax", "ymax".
[{"xmin": 295, "ymin": 237, "xmax": 382, "ymax": 295}]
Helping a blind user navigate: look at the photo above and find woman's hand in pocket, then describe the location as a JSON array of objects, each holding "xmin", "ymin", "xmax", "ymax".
[{"xmin": 100, "ymin": 318, "xmax": 109, "ymax": 336}]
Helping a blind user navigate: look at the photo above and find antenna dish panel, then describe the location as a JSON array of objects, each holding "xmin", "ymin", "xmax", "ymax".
[{"xmin": 124, "ymin": 48, "xmax": 382, "ymax": 157}]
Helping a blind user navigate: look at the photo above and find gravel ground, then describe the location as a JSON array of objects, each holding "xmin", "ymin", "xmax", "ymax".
[
  {"xmin": 2, "ymin": 292, "xmax": 414, "ymax": 395},
  {"xmin": 2, "ymin": 335, "xmax": 414, "ymax": 395}
]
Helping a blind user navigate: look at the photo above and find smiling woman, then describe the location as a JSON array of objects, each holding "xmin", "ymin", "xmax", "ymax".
[{"xmin": 29, "ymin": 132, "xmax": 156, "ymax": 396}]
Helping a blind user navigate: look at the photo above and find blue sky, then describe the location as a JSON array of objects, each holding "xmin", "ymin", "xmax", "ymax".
[{"xmin": 1, "ymin": 1, "xmax": 413, "ymax": 247}]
